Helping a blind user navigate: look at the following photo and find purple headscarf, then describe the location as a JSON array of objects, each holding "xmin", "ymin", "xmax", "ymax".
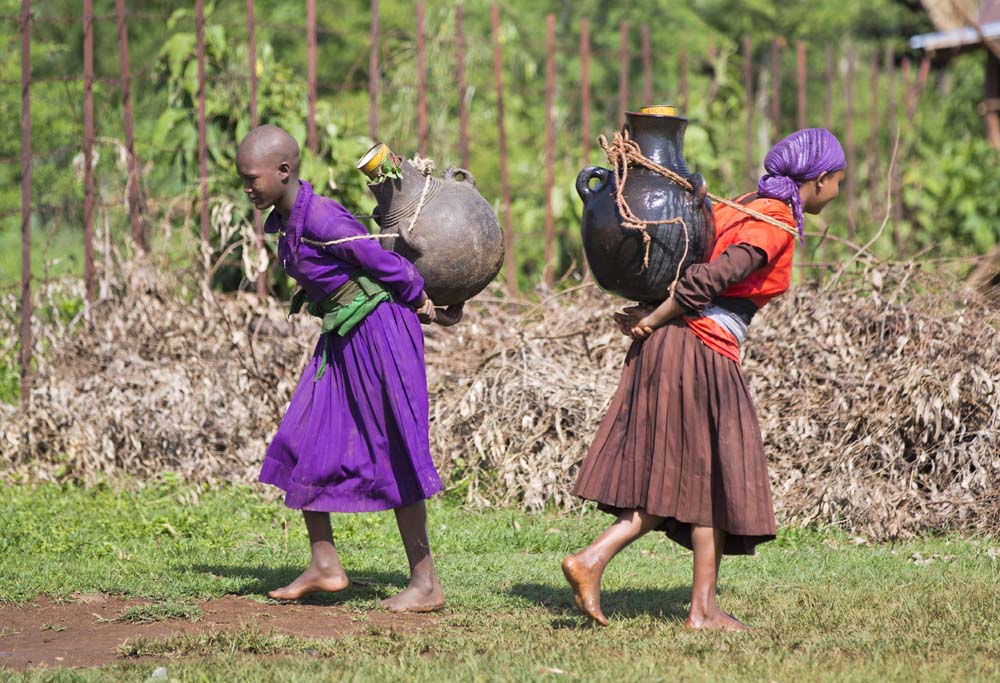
[{"xmin": 757, "ymin": 128, "xmax": 846, "ymax": 238}]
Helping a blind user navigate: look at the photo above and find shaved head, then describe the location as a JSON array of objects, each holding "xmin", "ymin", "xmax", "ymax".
[{"xmin": 237, "ymin": 125, "xmax": 300, "ymax": 172}]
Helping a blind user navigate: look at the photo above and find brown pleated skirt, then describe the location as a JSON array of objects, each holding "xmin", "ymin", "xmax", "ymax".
[{"xmin": 573, "ymin": 319, "xmax": 776, "ymax": 555}]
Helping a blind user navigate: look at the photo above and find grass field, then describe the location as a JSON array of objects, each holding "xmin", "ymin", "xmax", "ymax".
[{"xmin": 1, "ymin": 481, "xmax": 999, "ymax": 682}]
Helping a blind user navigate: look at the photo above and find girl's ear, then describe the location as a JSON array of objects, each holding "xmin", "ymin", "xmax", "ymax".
[
  {"xmin": 278, "ymin": 161, "xmax": 291, "ymax": 183},
  {"xmin": 814, "ymin": 171, "xmax": 829, "ymax": 191}
]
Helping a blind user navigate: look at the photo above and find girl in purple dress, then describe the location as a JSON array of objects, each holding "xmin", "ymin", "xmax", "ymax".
[{"xmin": 236, "ymin": 125, "xmax": 460, "ymax": 613}]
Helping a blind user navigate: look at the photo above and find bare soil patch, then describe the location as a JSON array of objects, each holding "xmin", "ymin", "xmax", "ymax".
[{"xmin": 0, "ymin": 593, "xmax": 438, "ymax": 671}]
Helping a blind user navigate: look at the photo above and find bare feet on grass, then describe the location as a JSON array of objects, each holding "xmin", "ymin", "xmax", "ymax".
[
  {"xmin": 561, "ymin": 554, "xmax": 609, "ymax": 626},
  {"xmin": 268, "ymin": 564, "xmax": 349, "ymax": 601},
  {"xmin": 379, "ymin": 579, "xmax": 445, "ymax": 613},
  {"xmin": 684, "ymin": 607, "xmax": 749, "ymax": 631}
]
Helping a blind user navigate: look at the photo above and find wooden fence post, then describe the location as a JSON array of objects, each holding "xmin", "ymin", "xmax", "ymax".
[
  {"xmin": 83, "ymin": 0, "xmax": 95, "ymax": 304},
  {"xmin": 544, "ymin": 13, "xmax": 555, "ymax": 286},
  {"xmin": 678, "ymin": 47, "xmax": 688, "ymax": 112},
  {"xmin": 491, "ymin": 5, "xmax": 514, "ymax": 293},
  {"xmin": 845, "ymin": 43, "xmax": 856, "ymax": 238},
  {"xmin": 196, "ymin": 0, "xmax": 209, "ymax": 250},
  {"xmin": 416, "ymin": 0, "xmax": 427, "ymax": 156},
  {"xmin": 247, "ymin": 0, "xmax": 265, "ymax": 296},
  {"xmin": 307, "ymin": 0, "xmax": 318, "ymax": 153},
  {"xmin": 369, "ymin": 0, "xmax": 379, "ymax": 140},
  {"xmin": 796, "ymin": 40, "xmax": 806, "ymax": 130},
  {"xmin": 743, "ymin": 36, "xmax": 755, "ymax": 186},
  {"xmin": 641, "ymin": 25, "xmax": 652, "ymax": 105},
  {"xmin": 580, "ymin": 18, "xmax": 591, "ymax": 167},
  {"xmin": 618, "ymin": 21, "xmax": 628, "ymax": 127},
  {"xmin": 115, "ymin": 0, "xmax": 146, "ymax": 251},
  {"xmin": 20, "ymin": 0, "xmax": 32, "ymax": 413},
  {"xmin": 455, "ymin": 5, "xmax": 469, "ymax": 168}
]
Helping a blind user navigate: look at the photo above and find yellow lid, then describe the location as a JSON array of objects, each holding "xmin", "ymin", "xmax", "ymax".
[
  {"xmin": 639, "ymin": 105, "xmax": 678, "ymax": 116},
  {"xmin": 357, "ymin": 143, "xmax": 391, "ymax": 179}
]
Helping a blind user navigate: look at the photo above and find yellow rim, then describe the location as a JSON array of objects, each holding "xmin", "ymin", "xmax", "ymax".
[
  {"xmin": 357, "ymin": 143, "xmax": 390, "ymax": 178},
  {"xmin": 639, "ymin": 105, "xmax": 678, "ymax": 116}
]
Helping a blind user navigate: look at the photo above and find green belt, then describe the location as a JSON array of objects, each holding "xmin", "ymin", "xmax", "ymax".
[{"xmin": 289, "ymin": 272, "xmax": 392, "ymax": 381}]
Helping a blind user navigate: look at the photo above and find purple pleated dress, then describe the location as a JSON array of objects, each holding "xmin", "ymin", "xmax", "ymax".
[{"xmin": 259, "ymin": 181, "xmax": 443, "ymax": 512}]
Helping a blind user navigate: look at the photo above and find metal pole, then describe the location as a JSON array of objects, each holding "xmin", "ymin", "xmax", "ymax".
[
  {"xmin": 115, "ymin": 0, "xmax": 146, "ymax": 251},
  {"xmin": 544, "ymin": 13, "xmax": 555, "ymax": 286},
  {"xmin": 20, "ymin": 0, "xmax": 32, "ymax": 413},
  {"xmin": 455, "ymin": 5, "xmax": 469, "ymax": 168},
  {"xmin": 196, "ymin": 0, "xmax": 209, "ymax": 249},
  {"xmin": 491, "ymin": 5, "xmax": 514, "ymax": 293},
  {"xmin": 307, "ymin": 0, "xmax": 318, "ymax": 153},
  {"xmin": 83, "ymin": 0, "xmax": 95, "ymax": 304},
  {"xmin": 416, "ymin": 0, "xmax": 427, "ymax": 156},
  {"xmin": 368, "ymin": 0, "xmax": 379, "ymax": 140}
]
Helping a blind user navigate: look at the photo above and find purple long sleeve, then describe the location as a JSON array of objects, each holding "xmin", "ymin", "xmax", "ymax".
[
  {"xmin": 268, "ymin": 181, "xmax": 425, "ymax": 306},
  {"xmin": 673, "ymin": 244, "xmax": 767, "ymax": 313}
]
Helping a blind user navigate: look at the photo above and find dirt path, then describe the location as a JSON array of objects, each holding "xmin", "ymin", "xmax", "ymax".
[{"xmin": 0, "ymin": 593, "xmax": 439, "ymax": 671}]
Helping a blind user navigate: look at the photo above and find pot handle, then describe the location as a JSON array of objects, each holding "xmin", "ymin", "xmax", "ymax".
[
  {"xmin": 445, "ymin": 166, "xmax": 476, "ymax": 187},
  {"xmin": 576, "ymin": 166, "xmax": 611, "ymax": 204}
]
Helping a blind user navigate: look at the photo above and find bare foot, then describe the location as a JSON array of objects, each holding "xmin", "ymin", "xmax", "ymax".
[
  {"xmin": 267, "ymin": 565, "xmax": 349, "ymax": 600},
  {"xmin": 561, "ymin": 554, "xmax": 609, "ymax": 626},
  {"xmin": 684, "ymin": 608, "xmax": 749, "ymax": 631},
  {"xmin": 379, "ymin": 581, "xmax": 445, "ymax": 613}
]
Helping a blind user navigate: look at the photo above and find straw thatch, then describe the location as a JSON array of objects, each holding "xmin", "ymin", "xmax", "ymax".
[{"xmin": 2, "ymin": 261, "xmax": 998, "ymax": 539}]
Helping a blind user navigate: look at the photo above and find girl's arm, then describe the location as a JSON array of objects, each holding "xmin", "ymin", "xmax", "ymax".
[{"xmin": 617, "ymin": 243, "xmax": 768, "ymax": 341}]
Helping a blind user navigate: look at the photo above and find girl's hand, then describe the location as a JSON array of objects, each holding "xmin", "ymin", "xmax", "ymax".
[
  {"xmin": 613, "ymin": 304, "xmax": 654, "ymax": 340},
  {"xmin": 433, "ymin": 302, "xmax": 464, "ymax": 327},
  {"xmin": 416, "ymin": 292, "xmax": 437, "ymax": 324}
]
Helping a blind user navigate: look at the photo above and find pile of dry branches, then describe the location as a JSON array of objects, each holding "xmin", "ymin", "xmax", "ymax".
[{"xmin": 2, "ymin": 260, "xmax": 998, "ymax": 539}]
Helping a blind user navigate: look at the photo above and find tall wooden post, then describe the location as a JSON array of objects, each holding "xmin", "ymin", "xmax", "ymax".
[
  {"xmin": 580, "ymin": 18, "xmax": 591, "ymax": 167},
  {"xmin": 307, "ymin": 0, "xmax": 318, "ymax": 153},
  {"xmin": 844, "ymin": 43, "xmax": 856, "ymax": 238},
  {"xmin": 641, "ymin": 25, "xmax": 652, "ymax": 105},
  {"xmin": 491, "ymin": 5, "xmax": 514, "ymax": 293},
  {"xmin": 796, "ymin": 40, "xmax": 806, "ymax": 130},
  {"xmin": 678, "ymin": 47, "xmax": 688, "ymax": 112},
  {"xmin": 618, "ymin": 21, "xmax": 628, "ymax": 127},
  {"xmin": 247, "ymin": 0, "xmax": 265, "ymax": 296},
  {"xmin": 455, "ymin": 5, "xmax": 470, "ymax": 168},
  {"xmin": 20, "ymin": 0, "xmax": 32, "ymax": 413},
  {"xmin": 770, "ymin": 37, "xmax": 782, "ymax": 142},
  {"xmin": 743, "ymin": 36, "xmax": 755, "ymax": 185},
  {"xmin": 115, "ymin": 0, "xmax": 146, "ymax": 251},
  {"xmin": 416, "ymin": 0, "xmax": 427, "ymax": 156},
  {"xmin": 368, "ymin": 0, "xmax": 379, "ymax": 140},
  {"xmin": 196, "ymin": 0, "xmax": 209, "ymax": 249},
  {"xmin": 824, "ymin": 45, "xmax": 834, "ymax": 131},
  {"xmin": 868, "ymin": 46, "xmax": 881, "ymax": 216},
  {"xmin": 543, "ymin": 14, "xmax": 556, "ymax": 286},
  {"xmin": 83, "ymin": 0, "xmax": 96, "ymax": 304}
]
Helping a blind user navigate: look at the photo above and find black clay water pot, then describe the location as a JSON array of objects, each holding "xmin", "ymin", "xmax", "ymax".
[
  {"xmin": 577, "ymin": 109, "xmax": 715, "ymax": 303},
  {"xmin": 358, "ymin": 144, "xmax": 505, "ymax": 306}
]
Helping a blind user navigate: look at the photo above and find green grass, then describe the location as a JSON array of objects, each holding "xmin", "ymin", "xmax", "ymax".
[
  {"xmin": 115, "ymin": 602, "xmax": 203, "ymax": 625},
  {"xmin": 1, "ymin": 481, "xmax": 999, "ymax": 682}
]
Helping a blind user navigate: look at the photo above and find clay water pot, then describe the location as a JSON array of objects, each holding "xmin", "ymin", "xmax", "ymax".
[
  {"xmin": 577, "ymin": 108, "xmax": 715, "ymax": 303},
  {"xmin": 358, "ymin": 144, "xmax": 504, "ymax": 306}
]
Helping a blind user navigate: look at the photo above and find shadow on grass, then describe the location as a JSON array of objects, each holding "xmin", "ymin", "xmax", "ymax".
[
  {"xmin": 188, "ymin": 564, "xmax": 410, "ymax": 604},
  {"xmin": 509, "ymin": 582, "xmax": 690, "ymax": 627}
]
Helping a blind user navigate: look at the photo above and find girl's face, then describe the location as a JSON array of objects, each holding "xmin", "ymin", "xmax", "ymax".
[
  {"xmin": 236, "ymin": 155, "xmax": 291, "ymax": 211},
  {"xmin": 802, "ymin": 169, "xmax": 845, "ymax": 214}
]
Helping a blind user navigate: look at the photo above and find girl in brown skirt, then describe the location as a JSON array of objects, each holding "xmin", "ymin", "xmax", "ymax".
[{"xmin": 563, "ymin": 129, "xmax": 846, "ymax": 630}]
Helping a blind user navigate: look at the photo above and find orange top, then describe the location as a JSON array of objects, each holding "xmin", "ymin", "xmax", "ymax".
[{"xmin": 683, "ymin": 196, "xmax": 796, "ymax": 363}]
